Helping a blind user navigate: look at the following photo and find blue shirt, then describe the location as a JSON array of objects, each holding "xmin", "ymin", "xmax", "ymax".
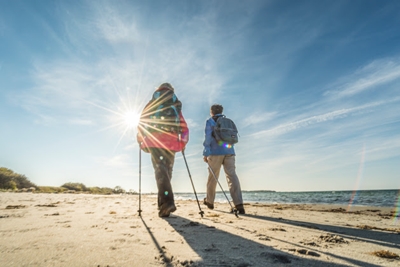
[{"xmin": 203, "ymin": 114, "xmax": 236, "ymax": 156}]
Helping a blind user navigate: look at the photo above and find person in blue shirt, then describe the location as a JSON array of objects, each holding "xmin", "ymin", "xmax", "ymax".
[{"xmin": 202, "ymin": 104, "xmax": 245, "ymax": 214}]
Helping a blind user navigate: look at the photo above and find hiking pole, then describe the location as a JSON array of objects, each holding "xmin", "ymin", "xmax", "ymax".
[
  {"xmin": 182, "ymin": 150, "xmax": 204, "ymax": 218},
  {"xmin": 207, "ymin": 162, "xmax": 238, "ymax": 218},
  {"xmin": 138, "ymin": 147, "xmax": 142, "ymax": 217}
]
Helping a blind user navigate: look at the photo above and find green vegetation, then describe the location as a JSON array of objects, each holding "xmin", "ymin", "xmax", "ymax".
[
  {"xmin": 0, "ymin": 167, "xmax": 37, "ymax": 190},
  {"xmin": 88, "ymin": 187, "xmax": 114, "ymax": 195},
  {"xmin": 37, "ymin": 186, "xmax": 67, "ymax": 193},
  {"xmin": 1, "ymin": 167, "xmax": 132, "ymax": 195},
  {"xmin": 60, "ymin": 183, "xmax": 126, "ymax": 194},
  {"xmin": 61, "ymin": 182, "xmax": 89, "ymax": 192}
]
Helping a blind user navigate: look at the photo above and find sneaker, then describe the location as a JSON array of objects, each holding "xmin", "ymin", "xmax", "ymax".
[
  {"xmin": 158, "ymin": 203, "xmax": 177, "ymax": 217},
  {"xmin": 203, "ymin": 198, "xmax": 214, "ymax": 210},
  {"xmin": 235, "ymin": 204, "xmax": 245, "ymax": 214}
]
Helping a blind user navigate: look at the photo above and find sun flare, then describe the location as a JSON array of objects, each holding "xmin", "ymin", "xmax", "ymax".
[{"xmin": 124, "ymin": 111, "xmax": 140, "ymax": 129}]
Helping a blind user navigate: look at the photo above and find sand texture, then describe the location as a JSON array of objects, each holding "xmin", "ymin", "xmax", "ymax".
[{"xmin": 1, "ymin": 192, "xmax": 399, "ymax": 266}]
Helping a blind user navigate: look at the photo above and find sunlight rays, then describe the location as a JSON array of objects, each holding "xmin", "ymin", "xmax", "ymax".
[
  {"xmin": 124, "ymin": 111, "xmax": 140, "ymax": 129},
  {"xmin": 65, "ymin": 87, "xmax": 145, "ymax": 153},
  {"xmin": 137, "ymin": 123, "xmax": 179, "ymax": 152}
]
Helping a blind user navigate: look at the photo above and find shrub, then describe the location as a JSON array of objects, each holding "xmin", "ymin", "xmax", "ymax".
[
  {"xmin": 113, "ymin": 186, "xmax": 125, "ymax": 194},
  {"xmin": 61, "ymin": 182, "xmax": 88, "ymax": 192},
  {"xmin": 88, "ymin": 187, "xmax": 114, "ymax": 195},
  {"xmin": 37, "ymin": 186, "xmax": 67, "ymax": 193},
  {"xmin": 0, "ymin": 167, "xmax": 37, "ymax": 190},
  {"xmin": 7, "ymin": 180, "xmax": 18, "ymax": 191}
]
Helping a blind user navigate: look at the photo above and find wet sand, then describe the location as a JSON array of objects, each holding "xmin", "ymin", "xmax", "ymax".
[{"xmin": 1, "ymin": 192, "xmax": 399, "ymax": 266}]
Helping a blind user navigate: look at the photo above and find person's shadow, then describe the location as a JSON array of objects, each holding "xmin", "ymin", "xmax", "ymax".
[
  {"xmin": 141, "ymin": 213, "xmax": 384, "ymax": 267},
  {"xmin": 240, "ymin": 211, "xmax": 400, "ymax": 249}
]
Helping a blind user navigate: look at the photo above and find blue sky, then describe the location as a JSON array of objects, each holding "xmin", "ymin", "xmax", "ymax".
[{"xmin": 1, "ymin": 0, "xmax": 399, "ymax": 193}]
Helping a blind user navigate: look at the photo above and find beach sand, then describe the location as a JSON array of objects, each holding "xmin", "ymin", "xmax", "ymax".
[{"xmin": 1, "ymin": 192, "xmax": 399, "ymax": 267}]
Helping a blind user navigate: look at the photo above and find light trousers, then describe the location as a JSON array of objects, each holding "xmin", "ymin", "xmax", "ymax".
[{"xmin": 206, "ymin": 154, "xmax": 243, "ymax": 206}]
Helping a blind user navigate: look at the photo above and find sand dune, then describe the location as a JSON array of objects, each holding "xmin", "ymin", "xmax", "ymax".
[{"xmin": 1, "ymin": 192, "xmax": 399, "ymax": 266}]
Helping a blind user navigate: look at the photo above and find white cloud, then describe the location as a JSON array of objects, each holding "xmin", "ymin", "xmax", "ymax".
[
  {"xmin": 250, "ymin": 107, "xmax": 350, "ymax": 138},
  {"xmin": 250, "ymin": 96, "xmax": 400, "ymax": 139},
  {"xmin": 94, "ymin": 7, "xmax": 138, "ymax": 44},
  {"xmin": 33, "ymin": 113, "xmax": 57, "ymax": 126},
  {"xmin": 185, "ymin": 118, "xmax": 200, "ymax": 130},
  {"xmin": 326, "ymin": 58, "xmax": 400, "ymax": 98},
  {"xmin": 17, "ymin": 1, "xmax": 238, "ymax": 134},
  {"xmin": 242, "ymin": 111, "xmax": 276, "ymax": 127}
]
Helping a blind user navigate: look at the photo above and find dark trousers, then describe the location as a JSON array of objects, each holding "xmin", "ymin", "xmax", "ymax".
[{"xmin": 149, "ymin": 148, "xmax": 175, "ymax": 208}]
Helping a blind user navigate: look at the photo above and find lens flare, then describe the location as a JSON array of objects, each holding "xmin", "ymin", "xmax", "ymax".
[
  {"xmin": 347, "ymin": 144, "xmax": 366, "ymax": 212},
  {"xmin": 217, "ymin": 141, "xmax": 232, "ymax": 148},
  {"xmin": 393, "ymin": 190, "xmax": 400, "ymax": 225}
]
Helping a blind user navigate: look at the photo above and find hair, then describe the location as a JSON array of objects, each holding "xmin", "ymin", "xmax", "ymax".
[{"xmin": 211, "ymin": 104, "xmax": 223, "ymax": 115}]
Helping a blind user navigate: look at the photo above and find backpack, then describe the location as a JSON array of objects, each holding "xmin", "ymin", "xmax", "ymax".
[
  {"xmin": 212, "ymin": 115, "xmax": 239, "ymax": 144},
  {"xmin": 143, "ymin": 89, "xmax": 181, "ymax": 133}
]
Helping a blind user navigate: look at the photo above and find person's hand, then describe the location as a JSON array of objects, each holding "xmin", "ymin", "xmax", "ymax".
[
  {"xmin": 203, "ymin": 156, "xmax": 208, "ymax": 163},
  {"xmin": 181, "ymin": 147, "xmax": 185, "ymax": 153},
  {"xmin": 136, "ymin": 133, "xmax": 143, "ymax": 145}
]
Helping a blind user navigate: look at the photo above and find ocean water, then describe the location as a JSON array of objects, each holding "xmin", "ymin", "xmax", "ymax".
[{"xmin": 175, "ymin": 189, "xmax": 400, "ymax": 208}]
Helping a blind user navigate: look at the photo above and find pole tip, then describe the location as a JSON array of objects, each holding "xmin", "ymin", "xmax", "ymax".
[{"xmin": 231, "ymin": 208, "xmax": 239, "ymax": 218}]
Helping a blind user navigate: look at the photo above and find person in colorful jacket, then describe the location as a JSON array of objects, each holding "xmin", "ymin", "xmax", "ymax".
[
  {"xmin": 202, "ymin": 104, "xmax": 245, "ymax": 214},
  {"xmin": 137, "ymin": 83, "xmax": 189, "ymax": 217}
]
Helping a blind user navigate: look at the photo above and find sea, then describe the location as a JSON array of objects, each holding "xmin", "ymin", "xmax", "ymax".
[{"xmin": 175, "ymin": 189, "xmax": 400, "ymax": 208}]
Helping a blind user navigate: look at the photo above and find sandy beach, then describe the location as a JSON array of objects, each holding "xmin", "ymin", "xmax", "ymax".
[{"xmin": 1, "ymin": 192, "xmax": 399, "ymax": 267}]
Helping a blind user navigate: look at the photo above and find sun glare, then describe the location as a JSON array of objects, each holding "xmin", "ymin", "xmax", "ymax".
[{"xmin": 124, "ymin": 111, "xmax": 140, "ymax": 129}]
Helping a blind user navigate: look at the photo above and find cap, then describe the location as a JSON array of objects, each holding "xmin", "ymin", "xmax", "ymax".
[{"xmin": 157, "ymin": 82, "xmax": 174, "ymax": 91}]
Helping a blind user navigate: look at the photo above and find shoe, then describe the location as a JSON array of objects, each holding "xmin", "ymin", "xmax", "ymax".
[
  {"xmin": 235, "ymin": 204, "xmax": 245, "ymax": 214},
  {"xmin": 203, "ymin": 198, "xmax": 214, "ymax": 210},
  {"xmin": 158, "ymin": 203, "xmax": 177, "ymax": 217}
]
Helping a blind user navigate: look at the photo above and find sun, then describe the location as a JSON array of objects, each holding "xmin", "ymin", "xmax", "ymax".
[{"xmin": 123, "ymin": 111, "xmax": 140, "ymax": 129}]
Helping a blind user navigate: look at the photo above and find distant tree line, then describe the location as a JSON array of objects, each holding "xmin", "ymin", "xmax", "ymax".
[
  {"xmin": 0, "ymin": 167, "xmax": 37, "ymax": 190},
  {"xmin": 60, "ymin": 182, "xmax": 128, "ymax": 194},
  {"xmin": 0, "ymin": 167, "xmax": 134, "ymax": 195}
]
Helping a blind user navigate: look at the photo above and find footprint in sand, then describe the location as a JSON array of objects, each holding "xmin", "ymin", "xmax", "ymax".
[
  {"xmin": 6, "ymin": 205, "xmax": 26, "ymax": 209},
  {"xmin": 292, "ymin": 249, "xmax": 320, "ymax": 257},
  {"xmin": 44, "ymin": 212, "xmax": 60, "ymax": 216}
]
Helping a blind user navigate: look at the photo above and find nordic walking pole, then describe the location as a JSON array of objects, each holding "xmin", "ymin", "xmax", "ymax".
[
  {"xmin": 182, "ymin": 150, "xmax": 204, "ymax": 218},
  {"xmin": 207, "ymin": 162, "xmax": 238, "ymax": 218},
  {"xmin": 138, "ymin": 147, "xmax": 142, "ymax": 216}
]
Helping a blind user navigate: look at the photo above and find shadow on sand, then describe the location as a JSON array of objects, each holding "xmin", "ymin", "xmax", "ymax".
[
  {"xmin": 236, "ymin": 211, "xmax": 400, "ymax": 249},
  {"xmin": 140, "ymin": 212, "xmax": 384, "ymax": 267}
]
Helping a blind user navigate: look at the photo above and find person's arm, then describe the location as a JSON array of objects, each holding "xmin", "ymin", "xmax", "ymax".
[
  {"xmin": 179, "ymin": 112, "xmax": 189, "ymax": 147},
  {"xmin": 203, "ymin": 118, "xmax": 213, "ymax": 157},
  {"xmin": 137, "ymin": 102, "xmax": 151, "ymax": 144}
]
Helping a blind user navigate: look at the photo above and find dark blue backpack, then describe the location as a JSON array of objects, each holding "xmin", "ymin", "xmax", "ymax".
[{"xmin": 212, "ymin": 115, "xmax": 239, "ymax": 144}]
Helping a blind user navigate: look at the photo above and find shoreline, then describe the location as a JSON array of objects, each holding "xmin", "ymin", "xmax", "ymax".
[
  {"xmin": 175, "ymin": 189, "xmax": 400, "ymax": 208},
  {"xmin": 1, "ymin": 192, "xmax": 399, "ymax": 266}
]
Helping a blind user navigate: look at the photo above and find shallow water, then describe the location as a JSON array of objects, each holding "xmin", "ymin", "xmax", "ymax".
[{"xmin": 175, "ymin": 189, "xmax": 400, "ymax": 207}]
